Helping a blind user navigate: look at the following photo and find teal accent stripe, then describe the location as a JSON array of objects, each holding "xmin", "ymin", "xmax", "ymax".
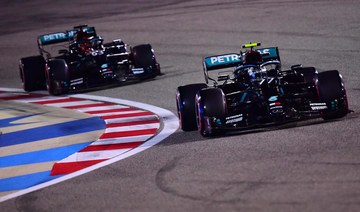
[{"xmin": 240, "ymin": 92, "xmax": 247, "ymax": 103}]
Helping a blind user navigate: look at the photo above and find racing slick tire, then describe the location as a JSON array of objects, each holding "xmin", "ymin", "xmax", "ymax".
[
  {"xmin": 294, "ymin": 67, "xmax": 318, "ymax": 84},
  {"xmin": 46, "ymin": 59, "xmax": 70, "ymax": 95},
  {"xmin": 19, "ymin": 55, "xmax": 46, "ymax": 91},
  {"xmin": 176, "ymin": 83, "xmax": 207, "ymax": 131},
  {"xmin": 317, "ymin": 70, "xmax": 348, "ymax": 120},
  {"xmin": 196, "ymin": 88, "xmax": 226, "ymax": 137},
  {"xmin": 132, "ymin": 44, "xmax": 161, "ymax": 77}
]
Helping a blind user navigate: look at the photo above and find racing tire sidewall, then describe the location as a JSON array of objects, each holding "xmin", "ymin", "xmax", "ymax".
[
  {"xmin": 196, "ymin": 88, "xmax": 226, "ymax": 137},
  {"xmin": 46, "ymin": 59, "xmax": 70, "ymax": 95},
  {"xmin": 176, "ymin": 83, "xmax": 207, "ymax": 131},
  {"xmin": 317, "ymin": 70, "xmax": 348, "ymax": 120},
  {"xmin": 131, "ymin": 44, "xmax": 160, "ymax": 77}
]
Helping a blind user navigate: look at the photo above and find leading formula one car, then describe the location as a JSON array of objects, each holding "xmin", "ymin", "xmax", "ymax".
[
  {"xmin": 176, "ymin": 42, "xmax": 349, "ymax": 136},
  {"xmin": 19, "ymin": 25, "xmax": 161, "ymax": 95}
]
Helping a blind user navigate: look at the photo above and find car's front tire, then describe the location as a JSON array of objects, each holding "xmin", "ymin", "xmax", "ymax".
[
  {"xmin": 46, "ymin": 59, "xmax": 70, "ymax": 95},
  {"xmin": 196, "ymin": 88, "xmax": 226, "ymax": 137},
  {"xmin": 317, "ymin": 70, "xmax": 348, "ymax": 120},
  {"xmin": 132, "ymin": 44, "xmax": 161, "ymax": 77},
  {"xmin": 176, "ymin": 83, "xmax": 208, "ymax": 131}
]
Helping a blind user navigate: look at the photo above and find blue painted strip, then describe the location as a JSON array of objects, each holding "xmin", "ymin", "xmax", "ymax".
[
  {"xmin": 0, "ymin": 171, "xmax": 62, "ymax": 192},
  {"xmin": 0, "ymin": 142, "xmax": 92, "ymax": 168},
  {"xmin": 0, "ymin": 116, "xmax": 104, "ymax": 147}
]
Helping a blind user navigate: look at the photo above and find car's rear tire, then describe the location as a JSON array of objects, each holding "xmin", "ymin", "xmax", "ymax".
[
  {"xmin": 176, "ymin": 83, "xmax": 207, "ymax": 131},
  {"xmin": 46, "ymin": 59, "xmax": 70, "ymax": 95},
  {"xmin": 132, "ymin": 44, "xmax": 161, "ymax": 76},
  {"xmin": 196, "ymin": 88, "xmax": 226, "ymax": 137},
  {"xmin": 19, "ymin": 56, "xmax": 46, "ymax": 91},
  {"xmin": 317, "ymin": 70, "xmax": 348, "ymax": 120}
]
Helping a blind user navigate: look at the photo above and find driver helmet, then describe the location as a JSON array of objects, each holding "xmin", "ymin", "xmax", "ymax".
[
  {"xmin": 74, "ymin": 30, "xmax": 91, "ymax": 42},
  {"xmin": 243, "ymin": 51, "xmax": 263, "ymax": 65},
  {"xmin": 74, "ymin": 30, "xmax": 93, "ymax": 53}
]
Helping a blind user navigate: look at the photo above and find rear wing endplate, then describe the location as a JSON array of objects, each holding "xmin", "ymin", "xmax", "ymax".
[
  {"xmin": 257, "ymin": 47, "xmax": 280, "ymax": 62},
  {"xmin": 203, "ymin": 53, "xmax": 242, "ymax": 84}
]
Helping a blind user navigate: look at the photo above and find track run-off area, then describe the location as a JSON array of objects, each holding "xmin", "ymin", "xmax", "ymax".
[{"xmin": 0, "ymin": 88, "xmax": 178, "ymax": 202}]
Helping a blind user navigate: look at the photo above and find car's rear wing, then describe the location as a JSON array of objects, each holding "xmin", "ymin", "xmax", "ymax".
[
  {"xmin": 203, "ymin": 47, "xmax": 280, "ymax": 71},
  {"xmin": 37, "ymin": 26, "xmax": 97, "ymax": 46},
  {"xmin": 202, "ymin": 47, "xmax": 281, "ymax": 84}
]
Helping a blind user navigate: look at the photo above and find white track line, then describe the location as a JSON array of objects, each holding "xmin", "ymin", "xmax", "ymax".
[
  {"xmin": 94, "ymin": 135, "xmax": 153, "ymax": 145},
  {"xmin": 77, "ymin": 105, "xmax": 129, "ymax": 112}
]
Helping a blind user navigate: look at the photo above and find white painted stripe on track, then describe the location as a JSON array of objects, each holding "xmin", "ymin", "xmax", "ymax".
[
  {"xmin": 77, "ymin": 105, "xmax": 129, "ymax": 112},
  {"xmin": 92, "ymin": 135, "xmax": 153, "ymax": 145},
  {"xmin": 42, "ymin": 100, "xmax": 101, "ymax": 107},
  {"xmin": 0, "ymin": 88, "xmax": 30, "ymax": 92},
  {"xmin": 104, "ymin": 123, "xmax": 160, "ymax": 133},
  {"xmin": 0, "ymin": 89, "xmax": 179, "ymax": 203},
  {"xmin": 104, "ymin": 115, "xmax": 158, "ymax": 124},
  {"xmin": 90, "ymin": 110, "xmax": 145, "ymax": 116},
  {"xmin": 14, "ymin": 96, "xmax": 70, "ymax": 103},
  {"xmin": 57, "ymin": 149, "xmax": 132, "ymax": 162},
  {"xmin": 0, "ymin": 93, "xmax": 21, "ymax": 98}
]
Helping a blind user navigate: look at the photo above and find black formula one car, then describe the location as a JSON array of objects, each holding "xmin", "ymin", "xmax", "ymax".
[
  {"xmin": 176, "ymin": 42, "xmax": 349, "ymax": 136},
  {"xmin": 19, "ymin": 25, "xmax": 161, "ymax": 95}
]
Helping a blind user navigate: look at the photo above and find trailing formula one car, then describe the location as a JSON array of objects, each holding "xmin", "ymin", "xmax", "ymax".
[
  {"xmin": 176, "ymin": 42, "xmax": 349, "ymax": 136},
  {"xmin": 19, "ymin": 25, "xmax": 161, "ymax": 95}
]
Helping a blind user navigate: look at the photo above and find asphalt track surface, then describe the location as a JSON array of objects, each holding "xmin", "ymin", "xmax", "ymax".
[{"xmin": 0, "ymin": 0, "xmax": 360, "ymax": 211}]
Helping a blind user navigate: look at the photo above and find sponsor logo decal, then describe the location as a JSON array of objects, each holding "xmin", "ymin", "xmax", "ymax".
[
  {"xmin": 225, "ymin": 114, "xmax": 243, "ymax": 124},
  {"xmin": 269, "ymin": 101, "xmax": 284, "ymax": 114},
  {"xmin": 132, "ymin": 68, "xmax": 145, "ymax": 74},
  {"xmin": 43, "ymin": 33, "xmax": 67, "ymax": 41},
  {"xmin": 205, "ymin": 54, "xmax": 240, "ymax": 67},
  {"xmin": 310, "ymin": 102, "xmax": 328, "ymax": 110},
  {"xmin": 268, "ymin": 96, "xmax": 278, "ymax": 102},
  {"xmin": 257, "ymin": 49, "xmax": 270, "ymax": 55}
]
